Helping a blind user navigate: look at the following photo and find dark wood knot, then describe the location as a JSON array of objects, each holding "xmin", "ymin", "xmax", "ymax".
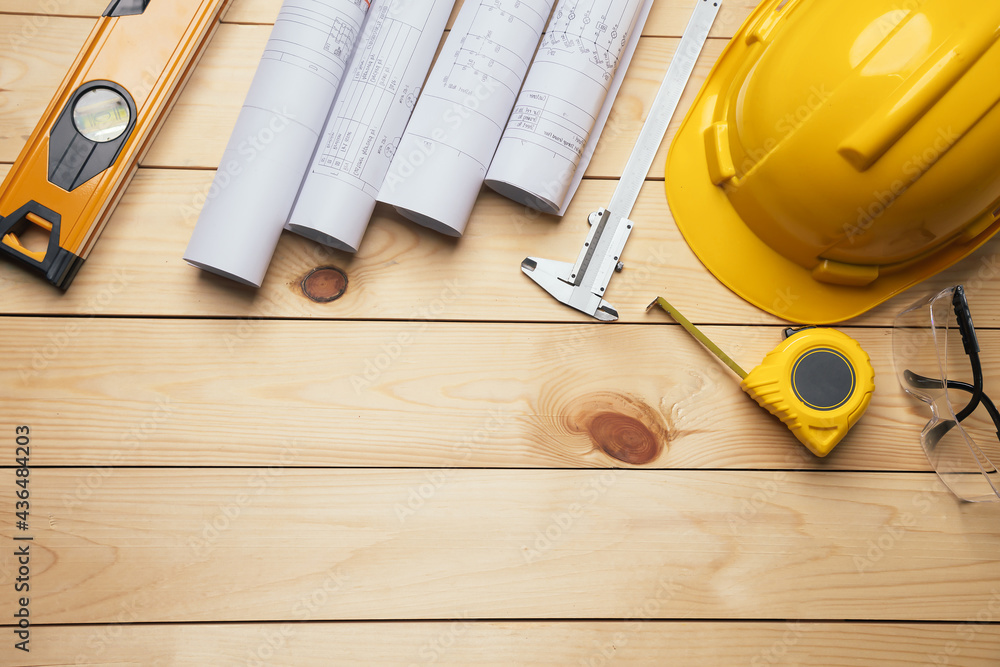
[{"xmin": 301, "ymin": 266, "xmax": 348, "ymax": 303}]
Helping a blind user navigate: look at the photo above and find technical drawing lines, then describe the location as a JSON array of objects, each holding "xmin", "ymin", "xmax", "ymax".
[
  {"xmin": 376, "ymin": 0, "xmax": 555, "ymax": 236},
  {"xmin": 288, "ymin": 0, "xmax": 455, "ymax": 254},
  {"xmin": 262, "ymin": 0, "xmax": 368, "ymax": 85},
  {"xmin": 315, "ymin": 20, "xmax": 423, "ymax": 190},
  {"xmin": 541, "ymin": 0, "xmax": 645, "ymax": 82},
  {"xmin": 483, "ymin": 0, "xmax": 651, "ymax": 215},
  {"xmin": 325, "ymin": 16, "xmax": 359, "ymax": 58},
  {"xmin": 441, "ymin": 0, "xmax": 553, "ymax": 100}
]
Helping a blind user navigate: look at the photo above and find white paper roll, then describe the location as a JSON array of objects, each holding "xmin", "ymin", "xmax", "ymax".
[
  {"xmin": 485, "ymin": 0, "xmax": 652, "ymax": 216},
  {"xmin": 377, "ymin": 0, "xmax": 556, "ymax": 237},
  {"xmin": 286, "ymin": 0, "xmax": 456, "ymax": 253},
  {"xmin": 184, "ymin": 0, "xmax": 369, "ymax": 286}
]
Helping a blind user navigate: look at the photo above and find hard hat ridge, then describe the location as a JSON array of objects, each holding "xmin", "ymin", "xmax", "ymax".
[{"xmin": 667, "ymin": 0, "xmax": 1000, "ymax": 323}]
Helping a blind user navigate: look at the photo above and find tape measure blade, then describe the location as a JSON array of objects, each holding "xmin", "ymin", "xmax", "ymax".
[{"xmin": 606, "ymin": 0, "xmax": 721, "ymax": 219}]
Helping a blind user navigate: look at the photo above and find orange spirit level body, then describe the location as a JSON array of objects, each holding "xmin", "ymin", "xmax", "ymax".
[{"xmin": 0, "ymin": 0, "xmax": 232, "ymax": 288}]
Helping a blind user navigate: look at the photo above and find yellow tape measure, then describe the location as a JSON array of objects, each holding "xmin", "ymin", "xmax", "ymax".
[{"xmin": 648, "ymin": 297, "xmax": 874, "ymax": 457}]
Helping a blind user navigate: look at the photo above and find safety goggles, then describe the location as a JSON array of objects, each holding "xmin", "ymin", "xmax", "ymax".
[{"xmin": 893, "ymin": 285, "xmax": 1000, "ymax": 502}]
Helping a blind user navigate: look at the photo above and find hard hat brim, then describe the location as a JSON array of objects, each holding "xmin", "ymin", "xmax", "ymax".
[{"xmin": 666, "ymin": 42, "xmax": 1000, "ymax": 325}]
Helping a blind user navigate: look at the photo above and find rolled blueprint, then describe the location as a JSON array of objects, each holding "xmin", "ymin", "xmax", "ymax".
[
  {"xmin": 287, "ymin": 0, "xmax": 456, "ymax": 253},
  {"xmin": 485, "ymin": 0, "xmax": 652, "ymax": 215},
  {"xmin": 377, "ymin": 0, "xmax": 556, "ymax": 237},
  {"xmin": 184, "ymin": 0, "xmax": 370, "ymax": 287}
]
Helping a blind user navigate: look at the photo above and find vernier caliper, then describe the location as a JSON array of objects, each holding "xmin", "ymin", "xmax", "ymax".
[{"xmin": 521, "ymin": 0, "xmax": 722, "ymax": 321}]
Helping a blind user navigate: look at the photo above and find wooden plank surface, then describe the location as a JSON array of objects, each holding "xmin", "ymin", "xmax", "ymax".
[
  {"xmin": 1, "ymin": 470, "xmax": 998, "ymax": 626},
  {"xmin": 0, "ymin": 20, "xmax": 718, "ymax": 177},
  {"xmin": 3, "ymin": 10, "xmax": 1000, "ymax": 325},
  {"xmin": 0, "ymin": 0, "xmax": 763, "ymax": 36},
  {"xmin": 2, "ymin": 0, "xmax": 999, "ymax": 663},
  {"xmin": 16, "ymin": 622, "xmax": 1000, "ymax": 666},
  {"xmin": 0, "ymin": 317, "xmax": 934, "ymax": 470},
  {"xmin": 143, "ymin": 34, "xmax": 718, "ymax": 176},
  {"xmin": 2, "ymin": 165, "xmax": 999, "ymax": 326}
]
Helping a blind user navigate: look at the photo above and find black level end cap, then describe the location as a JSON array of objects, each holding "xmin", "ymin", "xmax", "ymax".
[{"xmin": 104, "ymin": 0, "xmax": 151, "ymax": 16}]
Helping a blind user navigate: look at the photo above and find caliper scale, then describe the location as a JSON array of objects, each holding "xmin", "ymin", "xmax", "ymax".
[{"xmin": 522, "ymin": 0, "xmax": 722, "ymax": 321}]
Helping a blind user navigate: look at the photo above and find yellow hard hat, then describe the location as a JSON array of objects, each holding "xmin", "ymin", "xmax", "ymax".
[{"xmin": 667, "ymin": 0, "xmax": 1000, "ymax": 324}]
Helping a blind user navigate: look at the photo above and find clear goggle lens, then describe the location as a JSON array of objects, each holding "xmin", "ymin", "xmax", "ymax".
[{"xmin": 893, "ymin": 286, "xmax": 1000, "ymax": 502}]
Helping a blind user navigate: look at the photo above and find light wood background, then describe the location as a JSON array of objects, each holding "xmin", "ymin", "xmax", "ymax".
[{"xmin": 2, "ymin": 0, "xmax": 1000, "ymax": 664}]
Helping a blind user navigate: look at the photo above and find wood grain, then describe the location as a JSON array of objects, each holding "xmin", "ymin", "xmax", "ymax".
[
  {"xmin": 1, "ymin": 2, "xmax": 998, "ymax": 662},
  {"xmin": 0, "ymin": 0, "xmax": 764, "ymax": 36},
  {"xmin": 0, "ymin": 16, "xmax": 724, "ymax": 180},
  {"xmin": 0, "ymin": 17, "xmax": 93, "ymax": 159},
  {"xmin": 14, "ymin": 622, "xmax": 1000, "ymax": 666},
  {"xmin": 4, "ymin": 12, "xmax": 996, "ymax": 327},
  {"xmin": 2, "ymin": 163, "xmax": 999, "ymax": 327},
  {"xmin": 0, "ymin": 316, "xmax": 941, "ymax": 470},
  {"xmin": 1, "ymin": 469, "xmax": 997, "ymax": 627},
  {"xmin": 0, "ymin": 0, "xmax": 106, "ymax": 17},
  {"xmin": 145, "ymin": 33, "xmax": 727, "ymax": 178}
]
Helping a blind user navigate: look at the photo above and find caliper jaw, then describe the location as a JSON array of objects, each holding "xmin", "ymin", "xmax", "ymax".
[{"xmin": 521, "ymin": 207, "xmax": 634, "ymax": 321}]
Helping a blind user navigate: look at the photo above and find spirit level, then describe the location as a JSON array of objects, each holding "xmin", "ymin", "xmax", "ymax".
[{"xmin": 0, "ymin": 0, "xmax": 232, "ymax": 288}]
